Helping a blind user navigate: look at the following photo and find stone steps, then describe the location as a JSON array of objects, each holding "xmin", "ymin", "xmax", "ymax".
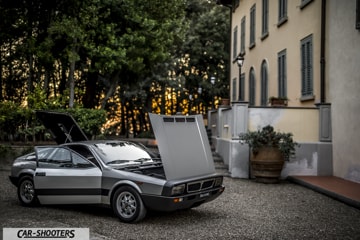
[{"xmin": 212, "ymin": 152, "xmax": 230, "ymax": 177}]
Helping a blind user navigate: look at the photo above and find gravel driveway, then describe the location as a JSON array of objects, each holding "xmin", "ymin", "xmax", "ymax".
[{"xmin": 1, "ymin": 158, "xmax": 360, "ymax": 240}]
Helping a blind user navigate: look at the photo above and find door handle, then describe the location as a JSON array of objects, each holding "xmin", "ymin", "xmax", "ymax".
[{"xmin": 35, "ymin": 172, "xmax": 46, "ymax": 176}]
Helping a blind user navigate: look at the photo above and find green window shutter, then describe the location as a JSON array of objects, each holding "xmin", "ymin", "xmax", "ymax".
[
  {"xmin": 249, "ymin": 68, "xmax": 256, "ymax": 106},
  {"xmin": 278, "ymin": 49, "xmax": 287, "ymax": 98},
  {"xmin": 241, "ymin": 17, "xmax": 246, "ymax": 54},
  {"xmin": 262, "ymin": 0, "xmax": 269, "ymax": 35},
  {"xmin": 232, "ymin": 78, "xmax": 237, "ymax": 101},
  {"xmin": 250, "ymin": 4, "xmax": 256, "ymax": 47},
  {"xmin": 239, "ymin": 73, "xmax": 245, "ymax": 101},
  {"xmin": 301, "ymin": 35, "xmax": 313, "ymax": 96},
  {"xmin": 261, "ymin": 61, "xmax": 268, "ymax": 106},
  {"xmin": 233, "ymin": 26, "xmax": 238, "ymax": 59}
]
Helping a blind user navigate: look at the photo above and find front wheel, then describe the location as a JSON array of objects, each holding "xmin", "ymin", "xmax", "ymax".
[
  {"xmin": 17, "ymin": 176, "xmax": 38, "ymax": 206},
  {"xmin": 112, "ymin": 186, "xmax": 147, "ymax": 223}
]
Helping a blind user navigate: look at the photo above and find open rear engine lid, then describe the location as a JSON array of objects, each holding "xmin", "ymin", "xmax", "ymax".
[{"xmin": 36, "ymin": 110, "xmax": 88, "ymax": 144}]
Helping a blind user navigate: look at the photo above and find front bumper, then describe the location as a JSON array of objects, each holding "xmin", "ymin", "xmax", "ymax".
[{"xmin": 141, "ymin": 185, "xmax": 225, "ymax": 212}]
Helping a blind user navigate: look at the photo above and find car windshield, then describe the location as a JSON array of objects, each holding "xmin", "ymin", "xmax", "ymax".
[{"xmin": 93, "ymin": 142, "xmax": 153, "ymax": 165}]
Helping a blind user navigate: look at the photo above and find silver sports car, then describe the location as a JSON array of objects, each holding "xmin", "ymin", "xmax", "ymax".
[{"xmin": 9, "ymin": 111, "xmax": 225, "ymax": 223}]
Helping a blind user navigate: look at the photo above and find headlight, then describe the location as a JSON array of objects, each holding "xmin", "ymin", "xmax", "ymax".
[
  {"xmin": 171, "ymin": 184, "xmax": 185, "ymax": 196},
  {"xmin": 214, "ymin": 177, "xmax": 223, "ymax": 187}
]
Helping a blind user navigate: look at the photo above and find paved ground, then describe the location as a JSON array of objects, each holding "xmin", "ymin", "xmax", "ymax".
[
  {"xmin": 1, "ymin": 156, "xmax": 360, "ymax": 240},
  {"xmin": 0, "ymin": 169, "xmax": 360, "ymax": 239}
]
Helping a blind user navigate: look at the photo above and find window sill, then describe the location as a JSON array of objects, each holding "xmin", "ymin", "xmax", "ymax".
[
  {"xmin": 249, "ymin": 43, "xmax": 256, "ymax": 50},
  {"xmin": 300, "ymin": 0, "xmax": 313, "ymax": 10},
  {"xmin": 261, "ymin": 32, "xmax": 269, "ymax": 41},
  {"xmin": 300, "ymin": 95, "xmax": 315, "ymax": 102},
  {"xmin": 277, "ymin": 17, "xmax": 288, "ymax": 28}
]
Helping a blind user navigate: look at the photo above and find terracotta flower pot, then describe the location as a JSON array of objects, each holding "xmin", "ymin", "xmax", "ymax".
[
  {"xmin": 250, "ymin": 147, "xmax": 284, "ymax": 183},
  {"xmin": 269, "ymin": 98, "xmax": 288, "ymax": 106},
  {"xmin": 220, "ymin": 98, "xmax": 230, "ymax": 106}
]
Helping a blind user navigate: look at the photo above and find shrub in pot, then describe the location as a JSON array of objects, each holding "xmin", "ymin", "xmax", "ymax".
[{"xmin": 239, "ymin": 125, "xmax": 298, "ymax": 183}]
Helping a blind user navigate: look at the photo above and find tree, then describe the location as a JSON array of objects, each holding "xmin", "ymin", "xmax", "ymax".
[
  {"xmin": 180, "ymin": 0, "xmax": 230, "ymax": 111},
  {"xmin": 0, "ymin": 0, "xmax": 230, "ymax": 137}
]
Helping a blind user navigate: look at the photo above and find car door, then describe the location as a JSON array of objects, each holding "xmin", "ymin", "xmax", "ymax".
[{"xmin": 33, "ymin": 146, "xmax": 102, "ymax": 204}]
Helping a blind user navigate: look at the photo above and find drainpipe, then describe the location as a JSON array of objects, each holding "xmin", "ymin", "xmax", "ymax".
[
  {"xmin": 320, "ymin": 0, "xmax": 326, "ymax": 103},
  {"xmin": 317, "ymin": 0, "xmax": 332, "ymax": 142}
]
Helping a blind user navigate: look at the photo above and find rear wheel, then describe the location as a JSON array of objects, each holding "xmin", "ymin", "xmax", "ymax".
[
  {"xmin": 112, "ymin": 186, "xmax": 147, "ymax": 223},
  {"xmin": 17, "ymin": 176, "xmax": 38, "ymax": 206}
]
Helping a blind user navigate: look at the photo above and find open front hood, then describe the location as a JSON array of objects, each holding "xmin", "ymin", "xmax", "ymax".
[
  {"xmin": 149, "ymin": 113, "xmax": 215, "ymax": 180},
  {"xmin": 36, "ymin": 110, "xmax": 88, "ymax": 144}
]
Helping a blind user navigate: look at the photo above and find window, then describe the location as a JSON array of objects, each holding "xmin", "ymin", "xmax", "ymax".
[
  {"xmin": 233, "ymin": 0, "xmax": 240, "ymax": 11},
  {"xmin": 261, "ymin": 60, "xmax": 268, "ymax": 106},
  {"xmin": 278, "ymin": 0, "xmax": 288, "ymax": 26},
  {"xmin": 232, "ymin": 78, "xmax": 237, "ymax": 101},
  {"xmin": 249, "ymin": 68, "xmax": 256, "ymax": 106},
  {"xmin": 37, "ymin": 147, "xmax": 95, "ymax": 169},
  {"xmin": 301, "ymin": 35, "xmax": 313, "ymax": 97},
  {"xmin": 239, "ymin": 73, "xmax": 245, "ymax": 101},
  {"xmin": 241, "ymin": 16, "xmax": 246, "ymax": 54},
  {"xmin": 233, "ymin": 26, "xmax": 238, "ymax": 60},
  {"xmin": 67, "ymin": 144, "xmax": 100, "ymax": 168},
  {"xmin": 262, "ymin": 0, "xmax": 269, "ymax": 39},
  {"xmin": 250, "ymin": 4, "xmax": 256, "ymax": 48},
  {"xmin": 278, "ymin": 50, "xmax": 287, "ymax": 98}
]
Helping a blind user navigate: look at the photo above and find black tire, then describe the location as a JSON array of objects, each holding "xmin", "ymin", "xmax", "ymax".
[
  {"xmin": 17, "ymin": 176, "xmax": 38, "ymax": 206},
  {"xmin": 112, "ymin": 186, "xmax": 147, "ymax": 223}
]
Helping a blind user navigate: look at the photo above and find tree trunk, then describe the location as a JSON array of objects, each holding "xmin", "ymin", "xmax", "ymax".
[
  {"xmin": 68, "ymin": 39, "xmax": 78, "ymax": 108},
  {"xmin": 68, "ymin": 59, "xmax": 75, "ymax": 108},
  {"xmin": 83, "ymin": 62, "xmax": 97, "ymax": 108},
  {"xmin": 100, "ymin": 71, "xmax": 119, "ymax": 109}
]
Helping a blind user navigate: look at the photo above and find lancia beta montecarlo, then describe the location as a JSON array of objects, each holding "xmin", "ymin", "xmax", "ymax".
[{"xmin": 9, "ymin": 111, "xmax": 225, "ymax": 223}]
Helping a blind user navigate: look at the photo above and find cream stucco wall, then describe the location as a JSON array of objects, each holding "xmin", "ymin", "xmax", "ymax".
[
  {"xmin": 248, "ymin": 107, "xmax": 319, "ymax": 142},
  {"xmin": 327, "ymin": 0, "xmax": 360, "ymax": 183},
  {"xmin": 230, "ymin": 0, "xmax": 322, "ymax": 107}
]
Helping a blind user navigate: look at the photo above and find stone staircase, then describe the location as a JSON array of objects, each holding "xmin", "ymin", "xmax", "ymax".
[{"xmin": 212, "ymin": 152, "xmax": 230, "ymax": 177}]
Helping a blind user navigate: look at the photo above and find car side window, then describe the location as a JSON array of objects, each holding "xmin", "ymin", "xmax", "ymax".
[
  {"xmin": 37, "ymin": 147, "xmax": 70, "ymax": 168},
  {"xmin": 67, "ymin": 145, "xmax": 101, "ymax": 169},
  {"xmin": 71, "ymin": 151, "xmax": 95, "ymax": 168},
  {"xmin": 52, "ymin": 148, "xmax": 71, "ymax": 164},
  {"xmin": 37, "ymin": 147, "xmax": 95, "ymax": 169}
]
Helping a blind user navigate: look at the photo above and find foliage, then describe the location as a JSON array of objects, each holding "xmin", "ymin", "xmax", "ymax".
[
  {"xmin": 180, "ymin": 0, "xmax": 230, "ymax": 100},
  {"xmin": 62, "ymin": 108, "xmax": 107, "ymax": 138},
  {"xmin": 0, "ymin": 101, "xmax": 31, "ymax": 141},
  {"xmin": 0, "ymin": 0, "xmax": 230, "ymax": 137},
  {"xmin": 0, "ymin": 144, "xmax": 13, "ymax": 155},
  {"xmin": 239, "ymin": 125, "xmax": 298, "ymax": 160},
  {"xmin": 268, "ymin": 96, "xmax": 289, "ymax": 102},
  {"xmin": 136, "ymin": 130, "xmax": 155, "ymax": 139},
  {"xmin": 0, "ymin": 100, "xmax": 106, "ymax": 142}
]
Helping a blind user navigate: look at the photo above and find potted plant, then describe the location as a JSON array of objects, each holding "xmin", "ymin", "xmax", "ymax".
[
  {"xmin": 268, "ymin": 96, "xmax": 288, "ymax": 106},
  {"xmin": 239, "ymin": 125, "xmax": 298, "ymax": 183},
  {"xmin": 220, "ymin": 98, "xmax": 230, "ymax": 106}
]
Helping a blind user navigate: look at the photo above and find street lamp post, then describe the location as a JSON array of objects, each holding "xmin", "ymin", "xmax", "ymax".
[
  {"xmin": 236, "ymin": 54, "xmax": 245, "ymax": 101},
  {"xmin": 210, "ymin": 76, "xmax": 215, "ymax": 109},
  {"xmin": 188, "ymin": 94, "xmax": 193, "ymax": 115},
  {"xmin": 197, "ymin": 87, "xmax": 202, "ymax": 114}
]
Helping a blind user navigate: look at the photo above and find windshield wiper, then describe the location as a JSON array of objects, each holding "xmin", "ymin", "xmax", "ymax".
[
  {"xmin": 107, "ymin": 158, "xmax": 152, "ymax": 165},
  {"xmin": 134, "ymin": 158, "xmax": 152, "ymax": 163},
  {"xmin": 106, "ymin": 160, "xmax": 130, "ymax": 165}
]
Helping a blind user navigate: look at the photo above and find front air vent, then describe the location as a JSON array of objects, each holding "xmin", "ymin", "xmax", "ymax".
[
  {"xmin": 187, "ymin": 179, "xmax": 215, "ymax": 193},
  {"xmin": 163, "ymin": 117, "xmax": 196, "ymax": 123}
]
